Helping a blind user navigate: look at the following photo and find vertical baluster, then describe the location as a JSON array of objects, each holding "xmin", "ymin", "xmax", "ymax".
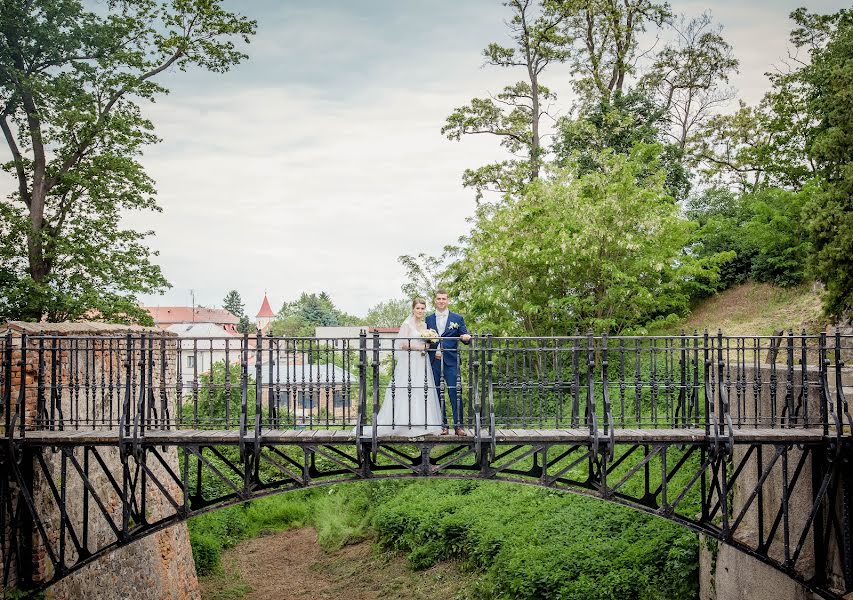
[
  {"xmin": 786, "ymin": 330, "xmax": 794, "ymax": 428},
  {"xmin": 703, "ymin": 330, "xmax": 711, "ymax": 436},
  {"xmin": 800, "ymin": 330, "xmax": 809, "ymax": 428},
  {"xmin": 160, "ymin": 336, "xmax": 168, "ymax": 430},
  {"xmin": 619, "ymin": 338, "xmax": 626, "ymax": 428},
  {"xmin": 753, "ymin": 337, "xmax": 761, "ymax": 428},
  {"xmin": 175, "ymin": 339, "xmax": 182, "ymax": 428},
  {"xmin": 678, "ymin": 332, "xmax": 687, "ymax": 428},
  {"xmin": 650, "ymin": 338, "xmax": 658, "ymax": 427},
  {"xmin": 37, "ymin": 337, "xmax": 45, "ymax": 429},
  {"xmin": 572, "ymin": 333, "xmax": 580, "ymax": 428},
  {"xmin": 191, "ymin": 338, "xmax": 199, "ymax": 427},
  {"xmin": 586, "ymin": 331, "xmax": 595, "ymax": 435},
  {"xmin": 635, "ymin": 339, "xmax": 642, "ymax": 426},
  {"xmin": 268, "ymin": 332, "xmax": 275, "ymax": 429}
]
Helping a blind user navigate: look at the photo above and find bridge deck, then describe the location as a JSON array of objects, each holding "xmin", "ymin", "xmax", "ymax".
[{"xmin": 12, "ymin": 427, "xmax": 828, "ymax": 445}]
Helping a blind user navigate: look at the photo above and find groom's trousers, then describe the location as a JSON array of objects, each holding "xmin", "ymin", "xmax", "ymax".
[{"xmin": 432, "ymin": 360, "xmax": 462, "ymax": 428}]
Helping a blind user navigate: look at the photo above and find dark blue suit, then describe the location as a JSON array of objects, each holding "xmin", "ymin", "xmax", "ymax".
[{"xmin": 425, "ymin": 311, "xmax": 470, "ymax": 428}]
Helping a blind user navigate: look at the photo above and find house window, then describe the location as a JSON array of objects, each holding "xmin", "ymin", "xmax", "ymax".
[
  {"xmin": 187, "ymin": 355, "xmax": 195, "ymax": 369},
  {"xmin": 333, "ymin": 392, "xmax": 346, "ymax": 408},
  {"xmin": 297, "ymin": 391, "xmax": 313, "ymax": 409}
]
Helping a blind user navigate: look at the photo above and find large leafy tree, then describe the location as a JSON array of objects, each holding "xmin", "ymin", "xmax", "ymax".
[
  {"xmin": 0, "ymin": 0, "xmax": 256, "ymax": 323},
  {"xmin": 552, "ymin": 89, "xmax": 690, "ymax": 200},
  {"xmin": 449, "ymin": 145, "xmax": 719, "ymax": 335},
  {"xmin": 560, "ymin": 0, "xmax": 671, "ymax": 106},
  {"xmin": 796, "ymin": 8, "xmax": 853, "ymax": 317},
  {"xmin": 442, "ymin": 0, "xmax": 569, "ymax": 200}
]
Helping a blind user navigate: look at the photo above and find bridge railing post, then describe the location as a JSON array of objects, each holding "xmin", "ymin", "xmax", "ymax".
[
  {"xmin": 355, "ymin": 331, "xmax": 367, "ymax": 441},
  {"xmin": 834, "ymin": 328, "xmax": 851, "ymax": 433},
  {"xmin": 486, "ymin": 333, "xmax": 495, "ymax": 458},
  {"xmin": 470, "ymin": 334, "xmax": 481, "ymax": 447},
  {"xmin": 703, "ymin": 329, "xmax": 712, "ymax": 438},
  {"xmin": 371, "ymin": 331, "xmax": 380, "ymax": 458},
  {"xmin": 819, "ymin": 332, "xmax": 830, "ymax": 437},
  {"xmin": 239, "ymin": 332, "xmax": 248, "ymax": 458},
  {"xmin": 3, "ymin": 330, "xmax": 12, "ymax": 437},
  {"xmin": 254, "ymin": 329, "xmax": 262, "ymax": 456},
  {"xmin": 586, "ymin": 331, "xmax": 596, "ymax": 438}
]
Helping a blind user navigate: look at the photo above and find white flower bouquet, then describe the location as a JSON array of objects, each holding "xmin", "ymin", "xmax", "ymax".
[{"xmin": 420, "ymin": 329, "xmax": 440, "ymax": 343}]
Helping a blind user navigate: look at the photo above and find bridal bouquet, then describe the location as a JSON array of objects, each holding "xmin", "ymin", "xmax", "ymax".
[
  {"xmin": 420, "ymin": 329, "xmax": 440, "ymax": 343},
  {"xmin": 417, "ymin": 329, "xmax": 439, "ymax": 355}
]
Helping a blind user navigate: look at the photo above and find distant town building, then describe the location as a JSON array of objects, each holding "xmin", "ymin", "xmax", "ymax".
[
  {"xmin": 144, "ymin": 306, "xmax": 239, "ymax": 333},
  {"xmin": 165, "ymin": 322, "xmax": 240, "ymax": 375},
  {"xmin": 255, "ymin": 293, "xmax": 275, "ymax": 332}
]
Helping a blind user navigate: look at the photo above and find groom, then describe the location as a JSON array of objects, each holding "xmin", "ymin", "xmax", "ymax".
[{"xmin": 425, "ymin": 289, "xmax": 471, "ymax": 436}]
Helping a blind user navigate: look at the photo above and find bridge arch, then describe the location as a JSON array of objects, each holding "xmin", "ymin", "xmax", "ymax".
[
  {"xmin": 2, "ymin": 436, "xmax": 848, "ymax": 599},
  {"xmin": 2, "ymin": 327, "xmax": 852, "ymax": 598}
]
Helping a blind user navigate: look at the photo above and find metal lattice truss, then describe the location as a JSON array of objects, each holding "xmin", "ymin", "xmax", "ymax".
[{"xmin": 2, "ymin": 434, "xmax": 851, "ymax": 599}]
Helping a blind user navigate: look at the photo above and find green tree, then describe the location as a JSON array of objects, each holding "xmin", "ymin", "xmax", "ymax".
[
  {"xmin": 449, "ymin": 145, "xmax": 720, "ymax": 335},
  {"xmin": 365, "ymin": 299, "xmax": 411, "ymax": 328},
  {"xmin": 560, "ymin": 0, "xmax": 671, "ymax": 106},
  {"xmin": 222, "ymin": 290, "xmax": 245, "ymax": 318},
  {"xmin": 270, "ymin": 292, "xmax": 362, "ymax": 337},
  {"xmin": 0, "ymin": 0, "xmax": 256, "ymax": 323},
  {"xmin": 552, "ymin": 89, "xmax": 690, "ymax": 200},
  {"xmin": 441, "ymin": 0, "xmax": 570, "ymax": 199},
  {"xmin": 688, "ymin": 187, "xmax": 811, "ymax": 288},
  {"xmin": 796, "ymin": 8, "xmax": 853, "ymax": 317}
]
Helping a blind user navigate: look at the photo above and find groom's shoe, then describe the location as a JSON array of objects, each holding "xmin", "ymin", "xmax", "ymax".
[
  {"xmin": 454, "ymin": 427, "xmax": 466, "ymax": 436},
  {"xmin": 440, "ymin": 427, "xmax": 450, "ymax": 436}
]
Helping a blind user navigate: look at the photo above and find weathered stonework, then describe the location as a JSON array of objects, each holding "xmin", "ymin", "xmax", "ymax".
[{"xmin": 1, "ymin": 322, "xmax": 200, "ymax": 599}]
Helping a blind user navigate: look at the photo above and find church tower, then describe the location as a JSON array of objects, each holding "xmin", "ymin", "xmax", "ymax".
[{"xmin": 255, "ymin": 293, "xmax": 275, "ymax": 332}]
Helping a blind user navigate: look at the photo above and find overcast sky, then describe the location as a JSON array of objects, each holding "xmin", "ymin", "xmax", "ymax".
[{"xmin": 4, "ymin": 1, "xmax": 849, "ymax": 317}]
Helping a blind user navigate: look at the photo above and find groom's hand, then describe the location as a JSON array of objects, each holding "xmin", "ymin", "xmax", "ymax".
[{"xmin": 460, "ymin": 334, "xmax": 471, "ymax": 343}]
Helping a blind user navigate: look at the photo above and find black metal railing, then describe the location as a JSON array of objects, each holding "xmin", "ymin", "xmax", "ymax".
[{"xmin": 2, "ymin": 330, "xmax": 851, "ymax": 442}]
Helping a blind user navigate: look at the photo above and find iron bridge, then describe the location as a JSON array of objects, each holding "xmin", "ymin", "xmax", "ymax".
[{"xmin": 1, "ymin": 326, "xmax": 852, "ymax": 598}]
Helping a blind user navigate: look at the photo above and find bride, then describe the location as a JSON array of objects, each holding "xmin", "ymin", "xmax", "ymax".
[{"xmin": 369, "ymin": 298, "xmax": 443, "ymax": 436}]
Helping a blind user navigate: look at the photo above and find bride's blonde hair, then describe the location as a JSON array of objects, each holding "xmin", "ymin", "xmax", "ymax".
[{"xmin": 411, "ymin": 297, "xmax": 427, "ymax": 311}]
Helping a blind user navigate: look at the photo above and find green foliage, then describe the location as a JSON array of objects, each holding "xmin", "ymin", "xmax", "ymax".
[
  {"xmin": 450, "ymin": 145, "xmax": 718, "ymax": 334},
  {"xmin": 688, "ymin": 187, "xmax": 811, "ymax": 289},
  {"xmin": 372, "ymin": 481, "xmax": 698, "ymax": 600},
  {"xmin": 0, "ymin": 0, "xmax": 256, "ymax": 323},
  {"xmin": 553, "ymin": 89, "xmax": 691, "ymax": 201},
  {"xmin": 796, "ymin": 9, "xmax": 853, "ymax": 318},
  {"xmin": 366, "ymin": 298, "xmax": 412, "ymax": 327},
  {"xmin": 270, "ymin": 292, "xmax": 363, "ymax": 336},
  {"xmin": 223, "ymin": 290, "xmax": 245, "ymax": 318}
]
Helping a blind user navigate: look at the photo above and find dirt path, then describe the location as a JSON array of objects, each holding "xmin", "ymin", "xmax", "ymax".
[{"xmin": 200, "ymin": 527, "xmax": 476, "ymax": 600}]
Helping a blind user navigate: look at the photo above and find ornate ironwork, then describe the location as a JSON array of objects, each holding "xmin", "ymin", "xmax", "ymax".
[{"xmin": 1, "ymin": 329, "xmax": 851, "ymax": 598}]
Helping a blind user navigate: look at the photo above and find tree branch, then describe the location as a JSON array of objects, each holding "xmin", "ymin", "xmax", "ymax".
[{"xmin": 0, "ymin": 112, "xmax": 31, "ymax": 208}]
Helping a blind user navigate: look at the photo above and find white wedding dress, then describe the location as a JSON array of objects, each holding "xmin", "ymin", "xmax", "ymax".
[{"xmin": 365, "ymin": 316, "xmax": 444, "ymax": 436}]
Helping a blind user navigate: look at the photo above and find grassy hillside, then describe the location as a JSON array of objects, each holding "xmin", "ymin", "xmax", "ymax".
[{"xmin": 660, "ymin": 282, "xmax": 826, "ymax": 336}]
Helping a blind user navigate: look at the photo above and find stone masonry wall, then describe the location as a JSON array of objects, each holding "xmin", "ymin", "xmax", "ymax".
[{"xmin": 1, "ymin": 322, "xmax": 200, "ymax": 600}]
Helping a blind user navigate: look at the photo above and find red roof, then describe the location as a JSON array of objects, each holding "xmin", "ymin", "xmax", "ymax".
[
  {"xmin": 144, "ymin": 306, "xmax": 239, "ymax": 326},
  {"xmin": 369, "ymin": 327, "xmax": 400, "ymax": 334},
  {"xmin": 256, "ymin": 294, "xmax": 275, "ymax": 318}
]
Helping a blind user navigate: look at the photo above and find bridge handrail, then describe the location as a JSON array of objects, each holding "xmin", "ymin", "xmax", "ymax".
[{"xmin": 2, "ymin": 329, "xmax": 851, "ymax": 441}]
